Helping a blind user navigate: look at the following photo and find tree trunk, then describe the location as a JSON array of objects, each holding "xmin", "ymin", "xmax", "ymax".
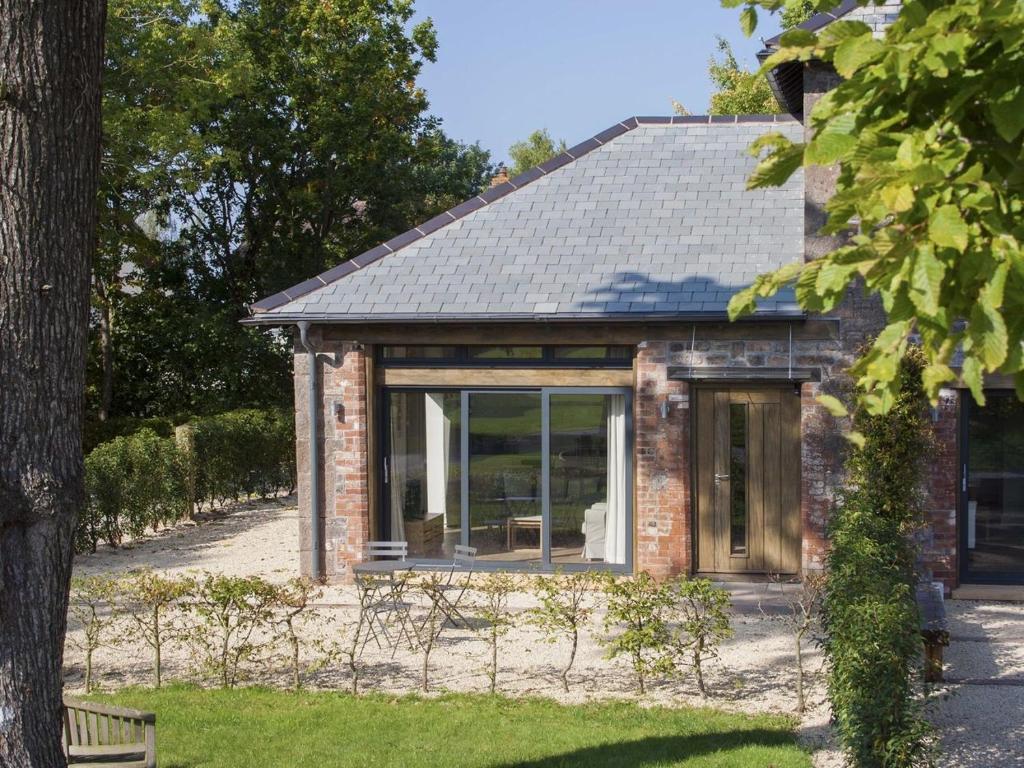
[
  {"xmin": 562, "ymin": 631, "xmax": 578, "ymax": 693},
  {"xmin": 0, "ymin": 1, "xmax": 106, "ymax": 765}
]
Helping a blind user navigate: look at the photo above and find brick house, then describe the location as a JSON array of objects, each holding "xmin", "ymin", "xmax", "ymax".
[{"xmin": 245, "ymin": 2, "xmax": 1021, "ymax": 595}]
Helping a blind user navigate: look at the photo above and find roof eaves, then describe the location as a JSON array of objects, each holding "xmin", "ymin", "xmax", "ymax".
[
  {"xmin": 241, "ymin": 308, "xmax": 808, "ymax": 326},
  {"xmin": 248, "ymin": 113, "xmax": 800, "ymax": 317}
]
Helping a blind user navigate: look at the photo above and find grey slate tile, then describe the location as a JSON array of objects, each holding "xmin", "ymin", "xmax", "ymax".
[{"xmin": 257, "ymin": 119, "xmax": 803, "ymax": 320}]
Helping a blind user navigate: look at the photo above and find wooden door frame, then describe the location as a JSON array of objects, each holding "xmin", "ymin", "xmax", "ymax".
[{"xmin": 690, "ymin": 383, "xmax": 802, "ymax": 576}]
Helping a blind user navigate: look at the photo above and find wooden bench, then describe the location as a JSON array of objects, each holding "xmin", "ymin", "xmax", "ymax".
[
  {"xmin": 63, "ymin": 697, "xmax": 156, "ymax": 768},
  {"xmin": 916, "ymin": 583, "xmax": 950, "ymax": 683}
]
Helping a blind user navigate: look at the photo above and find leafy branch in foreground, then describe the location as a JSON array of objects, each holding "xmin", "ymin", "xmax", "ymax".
[{"xmin": 724, "ymin": 0, "xmax": 1024, "ymax": 414}]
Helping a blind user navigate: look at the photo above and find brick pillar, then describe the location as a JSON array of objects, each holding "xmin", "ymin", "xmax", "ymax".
[
  {"xmin": 919, "ymin": 388, "xmax": 959, "ymax": 594},
  {"xmin": 294, "ymin": 330, "xmax": 370, "ymax": 582},
  {"xmin": 634, "ymin": 342, "xmax": 690, "ymax": 578}
]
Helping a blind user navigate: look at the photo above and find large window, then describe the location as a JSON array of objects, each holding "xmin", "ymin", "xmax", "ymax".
[
  {"xmin": 963, "ymin": 392, "xmax": 1024, "ymax": 583},
  {"xmin": 382, "ymin": 388, "xmax": 632, "ymax": 570}
]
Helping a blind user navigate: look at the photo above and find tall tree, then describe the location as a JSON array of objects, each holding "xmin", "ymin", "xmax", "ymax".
[
  {"xmin": 89, "ymin": 0, "xmax": 493, "ymax": 420},
  {"xmin": 0, "ymin": 1, "xmax": 107, "ymax": 765},
  {"xmin": 726, "ymin": 0, "xmax": 1024, "ymax": 416},
  {"xmin": 508, "ymin": 129, "xmax": 567, "ymax": 177},
  {"xmin": 706, "ymin": 36, "xmax": 780, "ymax": 115}
]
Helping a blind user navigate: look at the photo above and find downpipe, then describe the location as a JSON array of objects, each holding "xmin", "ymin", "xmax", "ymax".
[{"xmin": 297, "ymin": 321, "xmax": 322, "ymax": 580}]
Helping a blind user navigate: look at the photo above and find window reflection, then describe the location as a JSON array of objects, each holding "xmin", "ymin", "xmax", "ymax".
[{"xmin": 966, "ymin": 392, "xmax": 1024, "ymax": 579}]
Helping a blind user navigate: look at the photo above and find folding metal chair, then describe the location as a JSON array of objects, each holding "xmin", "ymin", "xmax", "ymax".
[
  {"xmin": 354, "ymin": 541, "xmax": 414, "ymax": 652},
  {"xmin": 435, "ymin": 544, "xmax": 476, "ymax": 628}
]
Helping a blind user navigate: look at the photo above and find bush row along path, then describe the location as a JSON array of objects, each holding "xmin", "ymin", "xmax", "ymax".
[{"xmin": 69, "ymin": 496, "xmax": 1024, "ymax": 767}]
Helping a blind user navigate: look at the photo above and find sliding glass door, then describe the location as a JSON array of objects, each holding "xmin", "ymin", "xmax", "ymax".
[
  {"xmin": 385, "ymin": 391, "xmax": 461, "ymax": 559},
  {"xmin": 382, "ymin": 387, "xmax": 632, "ymax": 570},
  {"xmin": 467, "ymin": 392, "xmax": 543, "ymax": 564},
  {"xmin": 963, "ymin": 391, "xmax": 1024, "ymax": 583}
]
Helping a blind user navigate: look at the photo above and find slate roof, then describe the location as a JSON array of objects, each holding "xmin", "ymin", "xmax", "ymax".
[
  {"xmin": 762, "ymin": 0, "xmax": 901, "ymax": 47},
  {"xmin": 246, "ymin": 115, "xmax": 806, "ymax": 324}
]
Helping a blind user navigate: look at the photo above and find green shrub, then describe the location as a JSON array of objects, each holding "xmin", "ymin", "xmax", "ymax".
[
  {"xmin": 191, "ymin": 408, "xmax": 295, "ymax": 509},
  {"xmin": 528, "ymin": 570, "xmax": 600, "ymax": 692},
  {"xmin": 67, "ymin": 575, "xmax": 121, "ymax": 692},
  {"xmin": 83, "ymin": 415, "xmax": 176, "ymax": 453},
  {"xmin": 118, "ymin": 570, "xmax": 191, "ymax": 688},
  {"xmin": 600, "ymin": 572, "xmax": 676, "ymax": 695},
  {"xmin": 78, "ymin": 408, "xmax": 294, "ymax": 551},
  {"xmin": 666, "ymin": 576, "xmax": 732, "ymax": 697},
  {"xmin": 181, "ymin": 573, "xmax": 279, "ymax": 689},
  {"xmin": 823, "ymin": 349, "xmax": 935, "ymax": 767},
  {"xmin": 80, "ymin": 429, "xmax": 187, "ymax": 552}
]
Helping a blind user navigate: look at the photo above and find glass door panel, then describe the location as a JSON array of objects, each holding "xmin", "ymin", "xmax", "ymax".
[
  {"xmin": 965, "ymin": 392, "xmax": 1024, "ymax": 581},
  {"xmin": 385, "ymin": 391, "xmax": 461, "ymax": 559},
  {"xmin": 549, "ymin": 394, "xmax": 628, "ymax": 565},
  {"xmin": 467, "ymin": 392, "xmax": 542, "ymax": 563},
  {"xmin": 729, "ymin": 403, "xmax": 748, "ymax": 556}
]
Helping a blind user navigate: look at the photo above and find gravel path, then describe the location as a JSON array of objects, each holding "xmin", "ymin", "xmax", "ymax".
[{"xmin": 69, "ymin": 498, "xmax": 1024, "ymax": 767}]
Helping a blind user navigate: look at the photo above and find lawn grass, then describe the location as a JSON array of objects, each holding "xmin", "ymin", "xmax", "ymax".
[{"xmin": 94, "ymin": 686, "xmax": 811, "ymax": 768}]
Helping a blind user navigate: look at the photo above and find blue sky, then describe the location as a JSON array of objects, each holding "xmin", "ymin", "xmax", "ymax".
[{"xmin": 410, "ymin": 1, "xmax": 785, "ymax": 166}]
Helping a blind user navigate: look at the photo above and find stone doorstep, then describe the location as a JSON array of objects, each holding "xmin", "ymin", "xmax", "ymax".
[{"xmin": 951, "ymin": 584, "xmax": 1024, "ymax": 602}]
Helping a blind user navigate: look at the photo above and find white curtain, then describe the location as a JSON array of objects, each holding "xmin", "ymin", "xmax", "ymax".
[
  {"xmin": 425, "ymin": 394, "xmax": 450, "ymax": 527},
  {"xmin": 604, "ymin": 395, "xmax": 627, "ymax": 564},
  {"xmin": 388, "ymin": 397, "xmax": 408, "ymax": 542}
]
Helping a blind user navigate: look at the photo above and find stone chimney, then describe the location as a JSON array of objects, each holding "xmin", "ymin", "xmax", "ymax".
[{"xmin": 489, "ymin": 165, "xmax": 510, "ymax": 188}]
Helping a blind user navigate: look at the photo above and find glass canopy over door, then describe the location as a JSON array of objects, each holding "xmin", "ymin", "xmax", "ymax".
[
  {"xmin": 382, "ymin": 388, "xmax": 632, "ymax": 570},
  {"xmin": 963, "ymin": 392, "xmax": 1024, "ymax": 583}
]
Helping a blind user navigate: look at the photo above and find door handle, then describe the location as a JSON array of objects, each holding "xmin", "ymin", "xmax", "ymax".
[{"xmin": 714, "ymin": 473, "xmax": 730, "ymax": 484}]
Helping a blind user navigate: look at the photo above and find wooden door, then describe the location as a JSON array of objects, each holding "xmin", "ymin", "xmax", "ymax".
[{"xmin": 695, "ymin": 388, "xmax": 800, "ymax": 574}]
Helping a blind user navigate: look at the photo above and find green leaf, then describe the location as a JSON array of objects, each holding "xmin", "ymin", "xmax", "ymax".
[
  {"xmin": 817, "ymin": 20, "xmax": 872, "ymax": 46},
  {"xmin": 928, "ymin": 205, "xmax": 969, "ymax": 252},
  {"xmin": 922, "ymin": 363, "xmax": 955, "ymax": 398},
  {"xmin": 740, "ymin": 7, "xmax": 757, "ymax": 36},
  {"xmin": 961, "ymin": 356, "xmax": 985, "ymax": 405},
  {"xmin": 833, "ymin": 34, "xmax": 885, "ymax": 79},
  {"xmin": 909, "ymin": 245, "xmax": 944, "ymax": 315},
  {"xmin": 727, "ymin": 287, "xmax": 758, "ymax": 320},
  {"xmin": 990, "ymin": 88, "xmax": 1024, "ymax": 142},
  {"xmin": 816, "ymin": 394, "xmax": 848, "ymax": 418},
  {"xmin": 779, "ymin": 28, "xmax": 818, "ymax": 47},
  {"xmin": 747, "ymin": 141, "xmax": 805, "ymax": 190},
  {"xmin": 970, "ymin": 294, "xmax": 1009, "ymax": 369},
  {"xmin": 880, "ymin": 183, "xmax": 914, "ymax": 213},
  {"xmin": 844, "ymin": 430, "xmax": 866, "ymax": 449}
]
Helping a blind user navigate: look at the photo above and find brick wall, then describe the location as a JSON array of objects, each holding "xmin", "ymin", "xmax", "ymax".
[
  {"xmin": 294, "ymin": 328, "xmax": 370, "ymax": 581},
  {"xmin": 634, "ymin": 342, "xmax": 690, "ymax": 577},
  {"xmin": 919, "ymin": 388, "xmax": 959, "ymax": 592}
]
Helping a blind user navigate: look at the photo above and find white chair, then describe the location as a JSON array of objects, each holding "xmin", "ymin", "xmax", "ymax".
[{"xmin": 581, "ymin": 503, "xmax": 607, "ymax": 561}]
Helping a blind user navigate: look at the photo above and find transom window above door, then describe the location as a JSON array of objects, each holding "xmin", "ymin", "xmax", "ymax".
[
  {"xmin": 382, "ymin": 387, "xmax": 633, "ymax": 571},
  {"xmin": 379, "ymin": 345, "xmax": 633, "ymax": 367}
]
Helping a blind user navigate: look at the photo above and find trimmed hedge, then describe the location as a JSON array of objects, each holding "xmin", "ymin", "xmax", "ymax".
[
  {"xmin": 191, "ymin": 409, "xmax": 295, "ymax": 509},
  {"xmin": 79, "ymin": 408, "xmax": 295, "ymax": 552},
  {"xmin": 81, "ymin": 429, "xmax": 187, "ymax": 553},
  {"xmin": 83, "ymin": 415, "xmax": 176, "ymax": 453},
  {"xmin": 823, "ymin": 350, "xmax": 935, "ymax": 767}
]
